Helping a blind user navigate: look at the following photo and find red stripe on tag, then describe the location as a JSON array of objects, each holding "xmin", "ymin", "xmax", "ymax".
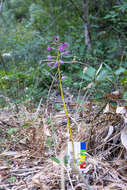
[{"xmin": 80, "ymin": 162, "xmax": 86, "ymax": 169}]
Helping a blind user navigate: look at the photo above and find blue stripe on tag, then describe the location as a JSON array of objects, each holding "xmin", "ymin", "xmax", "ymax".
[{"xmin": 81, "ymin": 142, "xmax": 86, "ymax": 150}]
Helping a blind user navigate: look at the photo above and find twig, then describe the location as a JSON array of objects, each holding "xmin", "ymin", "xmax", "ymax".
[
  {"xmin": 61, "ymin": 156, "xmax": 65, "ymax": 190},
  {"xmin": 34, "ymin": 97, "xmax": 43, "ymax": 119},
  {"xmin": 66, "ymin": 169, "xmax": 75, "ymax": 190},
  {"xmin": 8, "ymin": 167, "xmax": 43, "ymax": 174},
  {"xmin": 0, "ymin": 119, "xmax": 17, "ymax": 128}
]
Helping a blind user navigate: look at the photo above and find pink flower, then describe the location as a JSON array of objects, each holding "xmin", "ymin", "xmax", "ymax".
[
  {"xmin": 60, "ymin": 60, "xmax": 64, "ymax": 64},
  {"xmin": 54, "ymin": 36, "xmax": 59, "ymax": 42},
  {"xmin": 47, "ymin": 55, "xmax": 52, "ymax": 60},
  {"xmin": 59, "ymin": 45, "xmax": 64, "ymax": 52},
  {"xmin": 47, "ymin": 62, "xmax": 53, "ymax": 66},
  {"xmin": 50, "ymin": 43, "xmax": 55, "ymax": 45},
  {"xmin": 54, "ymin": 62, "xmax": 58, "ymax": 68},
  {"xmin": 47, "ymin": 46, "xmax": 52, "ymax": 51},
  {"xmin": 62, "ymin": 42, "xmax": 68, "ymax": 47},
  {"xmin": 61, "ymin": 76, "xmax": 67, "ymax": 80},
  {"xmin": 54, "ymin": 60, "xmax": 64, "ymax": 67},
  {"xmin": 64, "ymin": 51, "xmax": 69, "ymax": 55}
]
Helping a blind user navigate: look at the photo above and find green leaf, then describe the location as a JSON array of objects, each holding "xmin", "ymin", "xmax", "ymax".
[
  {"xmin": 54, "ymin": 104, "xmax": 63, "ymax": 111},
  {"xmin": 123, "ymin": 91, "xmax": 127, "ymax": 101},
  {"xmin": 104, "ymin": 64, "xmax": 113, "ymax": 72},
  {"xmin": 83, "ymin": 66, "xmax": 96, "ymax": 80},
  {"xmin": 50, "ymin": 156, "xmax": 60, "ymax": 164},
  {"xmin": 123, "ymin": 70, "xmax": 127, "ymax": 75},
  {"xmin": 120, "ymin": 77, "xmax": 127, "ymax": 85},
  {"xmin": 95, "ymin": 63, "xmax": 103, "ymax": 76},
  {"xmin": 8, "ymin": 176, "xmax": 16, "ymax": 183},
  {"xmin": 96, "ymin": 69, "xmax": 108, "ymax": 81},
  {"xmin": 7, "ymin": 128, "xmax": 15, "ymax": 134},
  {"xmin": 115, "ymin": 67, "xmax": 126, "ymax": 75},
  {"xmin": 21, "ymin": 123, "xmax": 30, "ymax": 128},
  {"xmin": 79, "ymin": 45, "xmax": 85, "ymax": 56}
]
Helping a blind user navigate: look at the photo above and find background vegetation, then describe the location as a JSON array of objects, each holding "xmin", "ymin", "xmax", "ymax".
[{"xmin": 0, "ymin": 0, "xmax": 127, "ymax": 108}]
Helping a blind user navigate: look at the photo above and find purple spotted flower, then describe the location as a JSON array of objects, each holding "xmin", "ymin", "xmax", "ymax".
[
  {"xmin": 64, "ymin": 51, "xmax": 69, "ymax": 55},
  {"xmin": 47, "ymin": 46, "xmax": 52, "ymax": 51},
  {"xmin": 54, "ymin": 36, "xmax": 59, "ymax": 42},
  {"xmin": 47, "ymin": 62, "xmax": 53, "ymax": 66},
  {"xmin": 50, "ymin": 43, "xmax": 55, "ymax": 46},
  {"xmin": 61, "ymin": 76, "xmax": 67, "ymax": 80},
  {"xmin": 59, "ymin": 45, "xmax": 65, "ymax": 52},
  {"xmin": 53, "ymin": 60, "xmax": 64, "ymax": 68},
  {"xmin": 62, "ymin": 42, "xmax": 68, "ymax": 47},
  {"xmin": 54, "ymin": 62, "xmax": 58, "ymax": 68},
  {"xmin": 60, "ymin": 60, "xmax": 64, "ymax": 65},
  {"xmin": 46, "ymin": 38, "xmax": 69, "ymax": 69},
  {"xmin": 47, "ymin": 55, "xmax": 52, "ymax": 60}
]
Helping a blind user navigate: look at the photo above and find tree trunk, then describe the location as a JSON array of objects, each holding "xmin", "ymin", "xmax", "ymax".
[
  {"xmin": 83, "ymin": 0, "xmax": 91, "ymax": 51},
  {"xmin": 0, "ymin": 52, "xmax": 8, "ymax": 75}
]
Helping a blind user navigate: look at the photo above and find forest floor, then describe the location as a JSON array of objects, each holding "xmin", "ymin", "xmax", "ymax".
[{"xmin": 0, "ymin": 92, "xmax": 127, "ymax": 190}]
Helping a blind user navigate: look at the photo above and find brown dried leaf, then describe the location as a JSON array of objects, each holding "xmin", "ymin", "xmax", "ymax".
[
  {"xmin": 104, "ymin": 125, "xmax": 114, "ymax": 142},
  {"xmin": 32, "ymin": 171, "xmax": 43, "ymax": 188},
  {"xmin": 116, "ymin": 106, "xmax": 126, "ymax": 115},
  {"xmin": 103, "ymin": 103, "xmax": 116, "ymax": 113},
  {"xmin": 1, "ymin": 151, "xmax": 21, "ymax": 156},
  {"xmin": 43, "ymin": 119, "xmax": 51, "ymax": 137},
  {"xmin": 104, "ymin": 90, "xmax": 122, "ymax": 100}
]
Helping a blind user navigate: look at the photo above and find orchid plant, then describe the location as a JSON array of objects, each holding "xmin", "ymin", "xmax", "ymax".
[{"xmin": 47, "ymin": 36, "xmax": 75, "ymax": 164}]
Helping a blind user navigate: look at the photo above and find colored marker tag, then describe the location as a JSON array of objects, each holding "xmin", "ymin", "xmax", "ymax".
[
  {"xmin": 67, "ymin": 142, "xmax": 86, "ymax": 170},
  {"xmin": 80, "ymin": 142, "xmax": 86, "ymax": 169},
  {"xmin": 80, "ymin": 162, "xmax": 86, "ymax": 169}
]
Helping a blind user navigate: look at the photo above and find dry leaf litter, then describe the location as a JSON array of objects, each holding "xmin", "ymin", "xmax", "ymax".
[{"xmin": 0, "ymin": 92, "xmax": 127, "ymax": 190}]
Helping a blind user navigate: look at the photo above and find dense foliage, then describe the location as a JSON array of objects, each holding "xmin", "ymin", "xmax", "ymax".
[{"xmin": 0, "ymin": 0, "xmax": 127, "ymax": 107}]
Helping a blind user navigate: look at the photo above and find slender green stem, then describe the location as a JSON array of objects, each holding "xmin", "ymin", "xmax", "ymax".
[{"xmin": 57, "ymin": 52, "xmax": 75, "ymax": 165}]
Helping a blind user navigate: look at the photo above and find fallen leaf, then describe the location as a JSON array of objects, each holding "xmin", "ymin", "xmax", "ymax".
[
  {"xmin": 43, "ymin": 119, "xmax": 51, "ymax": 137},
  {"xmin": 116, "ymin": 106, "xmax": 126, "ymax": 115},
  {"xmin": 104, "ymin": 125, "xmax": 114, "ymax": 142},
  {"xmin": 121, "ymin": 127, "xmax": 127, "ymax": 150},
  {"xmin": 103, "ymin": 103, "xmax": 116, "ymax": 113}
]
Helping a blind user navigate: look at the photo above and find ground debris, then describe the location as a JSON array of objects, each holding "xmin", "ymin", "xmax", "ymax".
[{"xmin": 0, "ymin": 99, "xmax": 127, "ymax": 189}]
